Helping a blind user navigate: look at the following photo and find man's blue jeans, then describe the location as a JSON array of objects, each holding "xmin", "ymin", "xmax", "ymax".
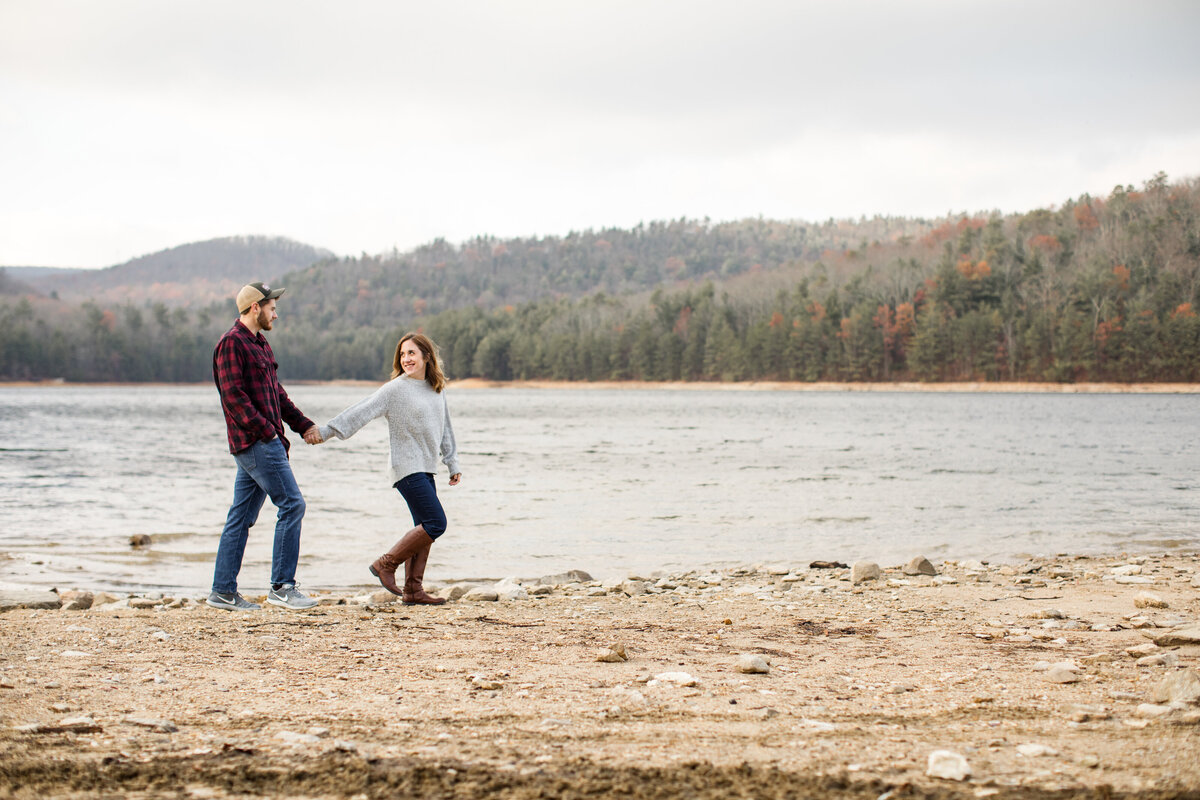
[{"xmin": 212, "ymin": 437, "xmax": 306, "ymax": 593}]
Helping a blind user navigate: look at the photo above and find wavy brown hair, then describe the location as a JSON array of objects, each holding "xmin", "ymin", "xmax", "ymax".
[{"xmin": 391, "ymin": 332, "xmax": 446, "ymax": 392}]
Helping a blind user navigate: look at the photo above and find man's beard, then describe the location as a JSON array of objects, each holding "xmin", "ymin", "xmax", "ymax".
[{"xmin": 257, "ymin": 309, "xmax": 273, "ymax": 330}]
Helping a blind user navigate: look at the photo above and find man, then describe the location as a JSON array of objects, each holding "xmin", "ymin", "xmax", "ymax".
[{"xmin": 208, "ymin": 281, "xmax": 322, "ymax": 611}]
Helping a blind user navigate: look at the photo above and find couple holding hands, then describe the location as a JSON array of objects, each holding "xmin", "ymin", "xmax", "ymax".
[{"xmin": 206, "ymin": 281, "xmax": 460, "ymax": 612}]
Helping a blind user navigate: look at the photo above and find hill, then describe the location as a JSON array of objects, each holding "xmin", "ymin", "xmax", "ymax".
[{"xmin": 18, "ymin": 235, "xmax": 335, "ymax": 307}]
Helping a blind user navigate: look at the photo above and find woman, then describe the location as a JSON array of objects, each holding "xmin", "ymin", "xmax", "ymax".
[{"xmin": 318, "ymin": 333, "xmax": 462, "ymax": 604}]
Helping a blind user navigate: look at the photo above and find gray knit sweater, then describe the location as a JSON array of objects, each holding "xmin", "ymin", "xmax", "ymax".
[{"xmin": 318, "ymin": 376, "xmax": 460, "ymax": 484}]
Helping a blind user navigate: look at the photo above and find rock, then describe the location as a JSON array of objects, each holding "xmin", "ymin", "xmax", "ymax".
[
  {"xmin": 1110, "ymin": 564, "xmax": 1142, "ymax": 575},
  {"xmin": 960, "ymin": 559, "xmax": 986, "ymax": 571},
  {"xmin": 736, "ymin": 654, "xmax": 770, "ymax": 674},
  {"xmin": 621, "ymin": 580, "xmax": 648, "ymax": 597},
  {"xmin": 369, "ymin": 590, "xmax": 398, "ymax": 605},
  {"xmin": 445, "ymin": 583, "xmax": 476, "ymax": 601},
  {"xmin": 496, "ymin": 579, "xmax": 528, "ymax": 602},
  {"xmin": 306, "ymin": 726, "xmax": 331, "ymax": 738},
  {"xmin": 1126, "ymin": 643, "xmax": 1159, "ymax": 658},
  {"xmin": 276, "ymin": 730, "xmax": 321, "ymax": 746},
  {"xmin": 124, "ymin": 716, "xmax": 177, "ymax": 732},
  {"xmin": 903, "ymin": 556, "xmax": 937, "ymax": 576},
  {"xmin": 1152, "ymin": 625, "xmax": 1200, "ymax": 647},
  {"xmin": 92, "ymin": 592, "xmax": 122, "ymax": 606},
  {"xmin": 15, "ymin": 716, "xmax": 103, "ymax": 734},
  {"xmin": 931, "ymin": 576, "xmax": 958, "ymax": 585},
  {"xmin": 463, "ymin": 587, "xmax": 499, "ymax": 602},
  {"xmin": 129, "ymin": 534, "xmax": 152, "ymax": 547},
  {"xmin": 1030, "ymin": 608, "xmax": 1066, "ymax": 620},
  {"xmin": 596, "ymin": 644, "xmax": 628, "ymax": 663},
  {"xmin": 528, "ymin": 584, "xmax": 553, "ymax": 596},
  {"xmin": 59, "ymin": 591, "xmax": 93, "ymax": 611},
  {"xmin": 0, "ymin": 590, "xmax": 61, "ymax": 612},
  {"xmin": 59, "ymin": 650, "xmax": 92, "ymax": 658},
  {"xmin": 535, "ymin": 570, "xmax": 593, "ymax": 585},
  {"xmin": 1135, "ymin": 703, "xmax": 1175, "ymax": 718},
  {"xmin": 650, "ymin": 671, "xmax": 698, "ymax": 687},
  {"xmin": 1152, "ymin": 669, "xmax": 1200, "ymax": 706},
  {"xmin": 1017, "ymin": 743, "xmax": 1058, "ymax": 757},
  {"xmin": 128, "ymin": 597, "xmax": 161, "ymax": 609},
  {"xmin": 1134, "ymin": 592, "xmax": 1169, "ymax": 609},
  {"xmin": 809, "ymin": 560, "xmax": 848, "ymax": 570},
  {"xmin": 469, "ymin": 675, "xmax": 503, "ymax": 690},
  {"xmin": 850, "ymin": 561, "xmax": 881, "ymax": 584},
  {"xmin": 1045, "ymin": 665, "xmax": 1081, "ymax": 684},
  {"xmin": 926, "ymin": 750, "xmax": 971, "ymax": 781},
  {"xmin": 1136, "ymin": 653, "xmax": 1179, "ymax": 668},
  {"xmin": 1115, "ymin": 576, "xmax": 1154, "ymax": 585}
]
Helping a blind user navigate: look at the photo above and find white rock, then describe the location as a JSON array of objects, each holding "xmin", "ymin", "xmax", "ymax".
[
  {"xmin": 903, "ymin": 556, "xmax": 937, "ymax": 576},
  {"xmin": 595, "ymin": 644, "xmax": 628, "ymax": 663},
  {"xmin": 1152, "ymin": 669, "xmax": 1200, "ymax": 705},
  {"xmin": 59, "ymin": 650, "xmax": 92, "ymax": 658},
  {"xmin": 1135, "ymin": 703, "xmax": 1175, "ymax": 718},
  {"xmin": 1017, "ymin": 743, "xmax": 1058, "ymax": 757},
  {"xmin": 1136, "ymin": 653, "xmax": 1178, "ymax": 668},
  {"xmin": 736, "ymin": 654, "xmax": 770, "ymax": 674},
  {"xmin": 1045, "ymin": 666, "xmax": 1080, "ymax": 684},
  {"xmin": 1152, "ymin": 625, "xmax": 1200, "ymax": 647},
  {"xmin": 1134, "ymin": 592, "xmax": 1168, "ymax": 609},
  {"xmin": 926, "ymin": 750, "xmax": 971, "ymax": 781},
  {"xmin": 850, "ymin": 561, "xmax": 881, "ymax": 584},
  {"xmin": 650, "ymin": 671, "xmax": 698, "ymax": 687},
  {"xmin": 463, "ymin": 587, "xmax": 500, "ymax": 602},
  {"xmin": 275, "ymin": 730, "xmax": 321, "ymax": 746},
  {"xmin": 1115, "ymin": 576, "xmax": 1154, "ymax": 585},
  {"xmin": 932, "ymin": 576, "xmax": 958, "ymax": 586},
  {"xmin": 1111, "ymin": 564, "xmax": 1143, "ymax": 575}
]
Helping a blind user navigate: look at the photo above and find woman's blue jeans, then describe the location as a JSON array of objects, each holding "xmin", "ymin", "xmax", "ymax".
[
  {"xmin": 212, "ymin": 437, "xmax": 306, "ymax": 593},
  {"xmin": 394, "ymin": 472, "xmax": 447, "ymax": 539}
]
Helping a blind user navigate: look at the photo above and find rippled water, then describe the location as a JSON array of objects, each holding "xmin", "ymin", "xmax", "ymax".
[{"xmin": 0, "ymin": 384, "xmax": 1196, "ymax": 593}]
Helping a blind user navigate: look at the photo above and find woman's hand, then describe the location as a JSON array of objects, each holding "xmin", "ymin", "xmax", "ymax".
[{"xmin": 449, "ymin": 473, "xmax": 462, "ymax": 486}]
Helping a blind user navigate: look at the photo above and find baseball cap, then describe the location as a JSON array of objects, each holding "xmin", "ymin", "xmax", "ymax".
[{"xmin": 236, "ymin": 282, "xmax": 286, "ymax": 314}]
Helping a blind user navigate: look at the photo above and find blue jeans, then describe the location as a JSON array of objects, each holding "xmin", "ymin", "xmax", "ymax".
[
  {"xmin": 212, "ymin": 437, "xmax": 306, "ymax": 593},
  {"xmin": 394, "ymin": 472, "xmax": 447, "ymax": 539}
]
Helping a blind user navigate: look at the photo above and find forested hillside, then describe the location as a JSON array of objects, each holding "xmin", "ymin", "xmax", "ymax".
[
  {"xmin": 16, "ymin": 235, "xmax": 334, "ymax": 307},
  {"xmin": 1, "ymin": 173, "xmax": 1197, "ymax": 383}
]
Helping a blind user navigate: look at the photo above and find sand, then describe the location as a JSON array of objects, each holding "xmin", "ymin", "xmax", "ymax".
[{"xmin": 2, "ymin": 553, "xmax": 1199, "ymax": 799}]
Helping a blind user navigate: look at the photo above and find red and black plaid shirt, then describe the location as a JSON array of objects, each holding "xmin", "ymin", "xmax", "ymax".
[{"xmin": 213, "ymin": 320, "xmax": 313, "ymax": 455}]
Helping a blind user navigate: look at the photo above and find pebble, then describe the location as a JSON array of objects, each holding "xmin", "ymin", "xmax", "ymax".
[
  {"xmin": 1152, "ymin": 625, "xmax": 1200, "ymax": 647},
  {"xmin": 275, "ymin": 730, "xmax": 321, "ymax": 746},
  {"xmin": 850, "ymin": 562, "xmax": 881, "ymax": 584},
  {"xmin": 125, "ymin": 716, "xmax": 178, "ymax": 732},
  {"xmin": 1016, "ymin": 743, "xmax": 1058, "ymax": 757},
  {"xmin": 59, "ymin": 591, "xmax": 94, "ymax": 611},
  {"xmin": 463, "ymin": 587, "xmax": 500, "ymax": 602},
  {"xmin": 1135, "ymin": 703, "xmax": 1174, "ymax": 718},
  {"xmin": 1126, "ymin": 643, "xmax": 1159, "ymax": 658},
  {"xmin": 1030, "ymin": 609, "xmax": 1065, "ymax": 620},
  {"xmin": 1151, "ymin": 669, "xmax": 1200, "ymax": 706},
  {"xmin": 736, "ymin": 654, "xmax": 770, "ymax": 674},
  {"xmin": 1115, "ymin": 576, "xmax": 1154, "ymax": 585},
  {"xmin": 1136, "ymin": 653, "xmax": 1178, "ymax": 668},
  {"xmin": 1134, "ymin": 592, "xmax": 1168, "ymax": 609},
  {"xmin": 903, "ymin": 556, "xmax": 937, "ymax": 576},
  {"xmin": 1044, "ymin": 665, "xmax": 1081, "ymax": 684},
  {"xmin": 650, "ymin": 672, "xmax": 698, "ymax": 687},
  {"xmin": 926, "ymin": 750, "xmax": 971, "ymax": 781},
  {"xmin": 1111, "ymin": 564, "xmax": 1143, "ymax": 576},
  {"xmin": 129, "ymin": 597, "xmax": 161, "ymax": 609},
  {"xmin": 595, "ymin": 644, "xmax": 628, "ymax": 663}
]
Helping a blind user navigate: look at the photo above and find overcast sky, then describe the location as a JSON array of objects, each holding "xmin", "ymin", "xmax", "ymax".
[{"xmin": 2, "ymin": 1, "xmax": 1198, "ymax": 268}]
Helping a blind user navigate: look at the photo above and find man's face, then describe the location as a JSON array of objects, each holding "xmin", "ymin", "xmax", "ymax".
[{"xmin": 256, "ymin": 299, "xmax": 278, "ymax": 331}]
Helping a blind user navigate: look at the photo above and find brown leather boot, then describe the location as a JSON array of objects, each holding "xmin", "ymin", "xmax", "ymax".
[
  {"xmin": 369, "ymin": 526, "xmax": 432, "ymax": 596},
  {"xmin": 403, "ymin": 541, "xmax": 446, "ymax": 605}
]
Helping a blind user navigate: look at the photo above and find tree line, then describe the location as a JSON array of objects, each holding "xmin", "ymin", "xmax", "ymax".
[{"xmin": 1, "ymin": 173, "xmax": 1197, "ymax": 383}]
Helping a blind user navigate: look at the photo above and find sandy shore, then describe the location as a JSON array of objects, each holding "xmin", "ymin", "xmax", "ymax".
[{"xmin": 2, "ymin": 553, "xmax": 1199, "ymax": 799}]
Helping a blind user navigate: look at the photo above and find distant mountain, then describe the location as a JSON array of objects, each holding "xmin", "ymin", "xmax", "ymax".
[{"xmin": 18, "ymin": 235, "xmax": 335, "ymax": 307}]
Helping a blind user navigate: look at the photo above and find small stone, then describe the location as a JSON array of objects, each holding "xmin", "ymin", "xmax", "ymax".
[
  {"xmin": 1127, "ymin": 643, "xmax": 1159, "ymax": 657},
  {"xmin": 1135, "ymin": 703, "xmax": 1174, "ymax": 718},
  {"xmin": 306, "ymin": 726, "xmax": 330, "ymax": 738},
  {"xmin": 535, "ymin": 570, "xmax": 593, "ymax": 585},
  {"xmin": 469, "ymin": 675, "xmax": 503, "ymax": 690},
  {"xmin": 650, "ymin": 671, "xmax": 698, "ymax": 687},
  {"xmin": 59, "ymin": 650, "xmax": 92, "ymax": 658},
  {"xmin": 463, "ymin": 587, "xmax": 500, "ymax": 602},
  {"xmin": 621, "ymin": 580, "xmax": 648, "ymax": 597},
  {"xmin": 129, "ymin": 534, "xmax": 152, "ymax": 547},
  {"xmin": 926, "ymin": 750, "xmax": 971, "ymax": 781},
  {"xmin": 150, "ymin": 630, "xmax": 171, "ymax": 641},
  {"xmin": 1134, "ymin": 592, "xmax": 1168, "ymax": 609},
  {"xmin": 124, "ymin": 716, "xmax": 177, "ymax": 733},
  {"xmin": 369, "ymin": 590, "xmax": 397, "ymax": 605},
  {"xmin": 528, "ymin": 585, "xmax": 553, "ymax": 596},
  {"xmin": 932, "ymin": 576, "xmax": 958, "ymax": 586},
  {"xmin": 59, "ymin": 716, "xmax": 102, "ymax": 732},
  {"xmin": 1030, "ymin": 608, "xmax": 1066, "ymax": 620},
  {"xmin": 59, "ymin": 591, "xmax": 94, "ymax": 611},
  {"xmin": 736, "ymin": 654, "xmax": 770, "ymax": 674},
  {"xmin": 92, "ymin": 592, "xmax": 122, "ymax": 606},
  {"xmin": 850, "ymin": 561, "xmax": 881, "ymax": 584},
  {"xmin": 276, "ymin": 730, "xmax": 321, "ymax": 746},
  {"xmin": 1045, "ymin": 666, "xmax": 1080, "ymax": 684},
  {"xmin": 1016, "ymin": 743, "xmax": 1058, "ymax": 757},
  {"xmin": 0, "ymin": 590, "xmax": 62, "ymax": 612},
  {"xmin": 445, "ymin": 583, "xmax": 476, "ymax": 601},
  {"xmin": 903, "ymin": 556, "xmax": 937, "ymax": 576},
  {"xmin": 1079, "ymin": 653, "xmax": 1117, "ymax": 664},
  {"xmin": 1152, "ymin": 669, "xmax": 1200, "ymax": 706},
  {"xmin": 1110, "ymin": 564, "xmax": 1142, "ymax": 575},
  {"xmin": 1115, "ymin": 576, "xmax": 1154, "ymax": 585},
  {"xmin": 596, "ymin": 644, "xmax": 628, "ymax": 663},
  {"xmin": 128, "ymin": 597, "xmax": 161, "ymax": 609},
  {"xmin": 1136, "ymin": 653, "xmax": 1178, "ymax": 668},
  {"xmin": 1152, "ymin": 625, "xmax": 1200, "ymax": 647}
]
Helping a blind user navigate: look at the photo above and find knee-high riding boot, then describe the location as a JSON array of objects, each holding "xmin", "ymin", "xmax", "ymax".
[
  {"xmin": 369, "ymin": 526, "xmax": 433, "ymax": 596},
  {"xmin": 403, "ymin": 541, "xmax": 446, "ymax": 605}
]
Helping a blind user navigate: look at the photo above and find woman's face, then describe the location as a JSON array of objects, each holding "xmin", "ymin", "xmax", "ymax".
[{"xmin": 398, "ymin": 339, "xmax": 427, "ymax": 379}]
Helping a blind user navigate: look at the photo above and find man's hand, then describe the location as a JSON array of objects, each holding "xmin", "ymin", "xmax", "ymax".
[
  {"xmin": 449, "ymin": 473, "xmax": 462, "ymax": 486},
  {"xmin": 303, "ymin": 426, "xmax": 324, "ymax": 445}
]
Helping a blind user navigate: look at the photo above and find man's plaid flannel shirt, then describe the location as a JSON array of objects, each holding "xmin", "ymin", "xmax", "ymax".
[{"xmin": 213, "ymin": 320, "xmax": 313, "ymax": 455}]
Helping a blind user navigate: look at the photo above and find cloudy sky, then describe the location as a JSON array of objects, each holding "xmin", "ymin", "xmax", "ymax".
[{"xmin": 2, "ymin": 1, "xmax": 1198, "ymax": 267}]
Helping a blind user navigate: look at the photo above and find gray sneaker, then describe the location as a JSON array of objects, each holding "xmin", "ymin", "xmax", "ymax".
[
  {"xmin": 206, "ymin": 591, "xmax": 261, "ymax": 611},
  {"xmin": 267, "ymin": 583, "xmax": 318, "ymax": 610}
]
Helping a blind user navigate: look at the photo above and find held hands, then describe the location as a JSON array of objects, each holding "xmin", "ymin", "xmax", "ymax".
[
  {"xmin": 303, "ymin": 426, "xmax": 324, "ymax": 445},
  {"xmin": 449, "ymin": 473, "xmax": 462, "ymax": 486}
]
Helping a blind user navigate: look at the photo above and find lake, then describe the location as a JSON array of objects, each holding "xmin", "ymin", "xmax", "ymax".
[{"xmin": 0, "ymin": 384, "xmax": 1196, "ymax": 593}]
